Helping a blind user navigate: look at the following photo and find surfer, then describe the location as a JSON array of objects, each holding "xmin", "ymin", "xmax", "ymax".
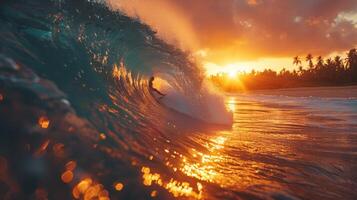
[{"xmin": 149, "ymin": 76, "xmax": 166, "ymax": 98}]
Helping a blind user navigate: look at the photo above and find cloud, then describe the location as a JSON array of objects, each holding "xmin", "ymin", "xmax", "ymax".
[{"xmin": 107, "ymin": 0, "xmax": 357, "ymax": 64}]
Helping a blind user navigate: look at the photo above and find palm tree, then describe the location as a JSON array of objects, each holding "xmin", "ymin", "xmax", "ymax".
[
  {"xmin": 334, "ymin": 56, "xmax": 343, "ymax": 70},
  {"xmin": 293, "ymin": 56, "xmax": 302, "ymax": 66},
  {"xmin": 306, "ymin": 54, "xmax": 314, "ymax": 70},
  {"xmin": 325, "ymin": 58, "xmax": 334, "ymax": 73},
  {"xmin": 326, "ymin": 58, "xmax": 333, "ymax": 66},
  {"xmin": 292, "ymin": 69, "xmax": 297, "ymax": 76},
  {"xmin": 298, "ymin": 66, "xmax": 304, "ymax": 76},
  {"xmin": 346, "ymin": 49, "xmax": 357, "ymax": 81},
  {"xmin": 346, "ymin": 49, "xmax": 357, "ymax": 70},
  {"xmin": 316, "ymin": 56, "xmax": 324, "ymax": 67},
  {"xmin": 333, "ymin": 55, "xmax": 346, "ymax": 83}
]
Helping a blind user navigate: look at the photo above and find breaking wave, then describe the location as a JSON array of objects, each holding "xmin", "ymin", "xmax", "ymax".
[{"xmin": 0, "ymin": 0, "xmax": 231, "ymax": 199}]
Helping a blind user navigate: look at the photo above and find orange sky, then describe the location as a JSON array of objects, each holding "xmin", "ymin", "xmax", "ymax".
[{"xmin": 107, "ymin": 0, "xmax": 357, "ymax": 74}]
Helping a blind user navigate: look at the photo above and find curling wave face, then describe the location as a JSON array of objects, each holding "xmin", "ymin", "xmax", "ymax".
[
  {"xmin": 0, "ymin": 0, "xmax": 232, "ymax": 199},
  {"xmin": 0, "ymin": 0, "xmax": 231, "ymax": 124}
]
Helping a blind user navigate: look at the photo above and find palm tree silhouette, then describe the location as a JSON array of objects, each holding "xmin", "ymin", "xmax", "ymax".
[
  {"xmin": 316, "ymin": 56, "xmax": 323, "ymax": 65},
  {"xmin": 210, "ymin": 48, "xmax": 357, "ymax": 92},
  {"xmin": 346, "ymin": 48, "xmax": 357, "ymax": 80},
  {"xmin": 293, "ymin": 56, "xmax": 302, "ymax": 66},
  {"xmin": 306, "ymin": 54, "xmax": 314, "ymax": 70},
  {"xmin": 347, "ymin": 49, "xmax": 357, "ymax": 69},
  {"xmin": 334, "ymin": 56, "xmax": 343, "ymax": 69}
]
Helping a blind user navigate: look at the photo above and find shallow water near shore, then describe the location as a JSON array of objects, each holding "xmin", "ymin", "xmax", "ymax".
[
  {"xmin": 121, "ymin": 87, "xmax": 357, "ymax": 199},
  {"xmin": 154, "ymin": 88, "xmax": 356, "ymax": 199},
  {"xmin": 211, "ymin": 90, "xmax": 357, "ymax": 199}
]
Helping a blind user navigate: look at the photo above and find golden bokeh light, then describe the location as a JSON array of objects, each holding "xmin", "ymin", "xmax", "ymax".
[
  {"xmin": 38, "ymin": 116, "xmax": 50, "ymax": 129},
  {"xmin": 65, "ymin": 161, "xmax": 77, "ymax": 171},
  {"xmin": 72, "ymin": 178, "xmax": 110, "ymax": 200},
  {"xmin": 141, "ymin": 166, "xmax": 203, "ymax": 199},
  {"xmin": 61, "ymin": 170, "xmax": 74, "ymax": 183},
  {"xmin": 114, "ymin": 182, "xmax": 124, "ymax": 191},
  {"xmin": 77, "ymin": 178, "xmax": 92, "ymax": 193},
  {"xmin": 99, "ymin": 133, "xmax": 107, "ymax": 140},
  {"xmin": 141, "ymin": 167, "xmax": 162, "ymax": 186},
  {"xmin": 150, "ymin": 190, "xmax": 158, "ymax": 197},
  {"xmin": 180, "ymin": 136, "xmax": 227, "ymax": 184}
]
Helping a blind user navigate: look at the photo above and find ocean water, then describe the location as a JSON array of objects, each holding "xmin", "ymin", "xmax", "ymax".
[
  {"xmin": 125, "ymin": 92, "xmax": 356, "ymax": 200},
  {"xmin": 0, "ymin": 0, "xmax": 356, "ymax": 199},
  {"xmin": 215, "ymin": 93, "xmax": 357, "ymax": 199}
]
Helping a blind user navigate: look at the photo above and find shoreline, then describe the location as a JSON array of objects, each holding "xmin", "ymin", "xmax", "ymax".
[{"xmin": 231, "ymin": 85, "xmax": 357, "ymax": 98}]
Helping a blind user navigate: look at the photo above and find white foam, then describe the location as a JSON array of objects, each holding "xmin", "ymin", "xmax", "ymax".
[{"xmin": 153, "ymin": 77, "xmax": 233, "ymax": 125}]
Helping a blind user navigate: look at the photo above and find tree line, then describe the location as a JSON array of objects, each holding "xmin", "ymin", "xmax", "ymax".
[{"xmin": 210, "ymin": 48, "xmax": 357, "ymax": 91}]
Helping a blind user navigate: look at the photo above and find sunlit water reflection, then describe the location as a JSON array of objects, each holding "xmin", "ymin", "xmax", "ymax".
[
  {"xmin": 3, "ymin": 87, "xmax": 357, "ymax": 199},
  {"xmin": 142, "ymin": 93, "xmax": 357, "ymax": 200}
]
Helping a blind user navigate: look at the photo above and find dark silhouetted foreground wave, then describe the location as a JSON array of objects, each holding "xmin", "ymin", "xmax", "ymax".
[{"xmin": 0, "ymin": 0, "xmax": 230, "ymax": 199}]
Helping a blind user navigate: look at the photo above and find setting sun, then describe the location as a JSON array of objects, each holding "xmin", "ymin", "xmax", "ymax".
[
  {"xmin": 228, "ymin": 70, "xmax": 237, "ymax": 78},
  {"xmin": 204, "ymin": 62, "xmax": 255, "ymax": 77}
]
